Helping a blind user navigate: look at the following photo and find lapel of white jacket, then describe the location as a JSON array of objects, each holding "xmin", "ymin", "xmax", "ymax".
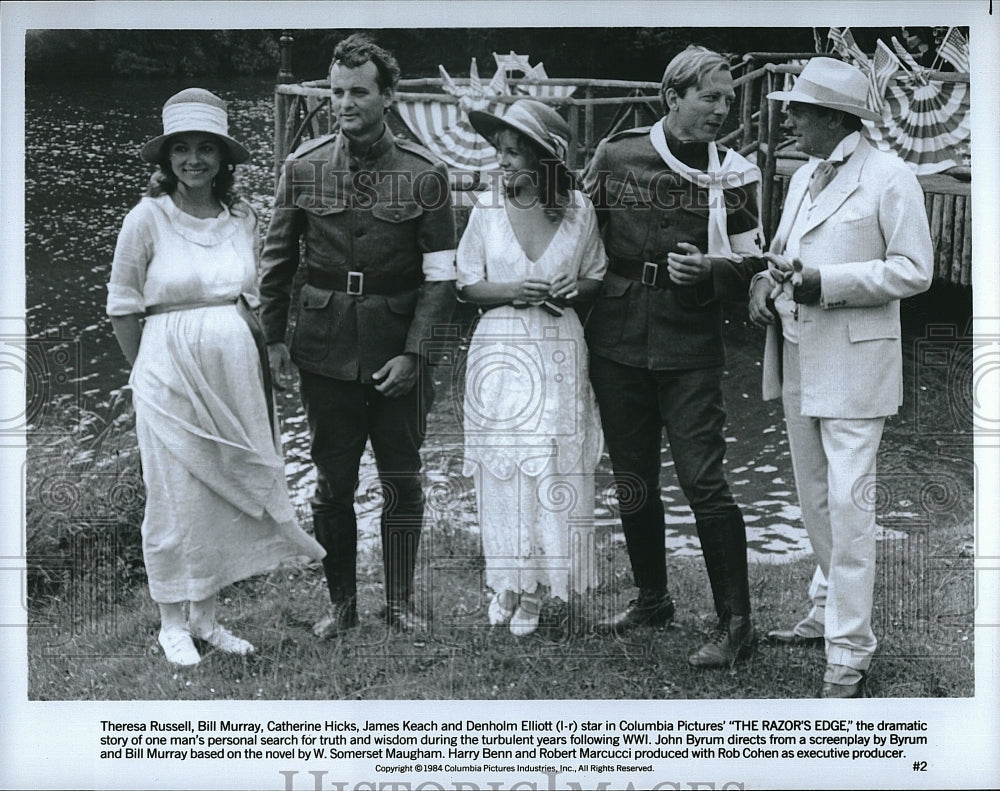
[
  {"xmin": 771, "ymin": 163, "xmax": 812, "ymax": 255},
  {"xmin": 800, "ymin": 138, "xmax": 871, "ymax": 237}
]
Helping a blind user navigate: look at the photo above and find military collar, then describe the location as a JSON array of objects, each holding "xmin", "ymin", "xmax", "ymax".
[
  {"xmin": 661, "ymin": 121, "xmax": 709, "ymax": 170},
  {"xmin": 340, "ymin": 124, "xmax": 395, "ymax": 167}
]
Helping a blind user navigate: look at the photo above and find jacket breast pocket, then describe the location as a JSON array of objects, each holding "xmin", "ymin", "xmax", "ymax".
[
  {"xmin": 293, "ymin": 192, "xmax": 347, "ymax": 216},
  {"xmin": 603, "ymin": 177, "xmax": 652, "ymax": 258},
  {"xmin": 372, "ymin": 201, "xmax": 423, "ymax": 225},
  {"xmin": 291, "ymin": 283, "xmax": 336, "ymax": 362}
]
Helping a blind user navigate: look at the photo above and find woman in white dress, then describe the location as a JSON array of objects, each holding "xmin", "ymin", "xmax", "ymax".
[
  {"xmin": 458, "ymin": 100, "xmax": 607, "ymax": 636},
  {"xmin": 107, "ymin": 89, "xmax": 325, "ymax": 666}
]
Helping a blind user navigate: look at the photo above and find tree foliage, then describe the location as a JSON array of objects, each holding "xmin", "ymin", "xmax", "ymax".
[{"xmin": 27, "ymin": 27, "xmax": 939, "ymax": 83}]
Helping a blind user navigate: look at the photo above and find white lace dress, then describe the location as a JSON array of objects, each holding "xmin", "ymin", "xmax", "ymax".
[
  {"xmin": 457, "ymin": 189, "xmax": 607, "ymax": 599},
  {"xmin": 107, "ymin": 194, "xmax": 324, "ymax": 603}
]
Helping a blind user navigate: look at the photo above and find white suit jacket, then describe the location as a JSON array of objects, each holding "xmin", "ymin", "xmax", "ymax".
[{"xmin": 762, "ymin": 137, "xmax": 933, "ymax": 418}]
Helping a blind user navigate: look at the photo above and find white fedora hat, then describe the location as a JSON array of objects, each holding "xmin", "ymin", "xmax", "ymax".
[
  {"xmin": 140, "ymin": 88, "xmax": 250, "ymax": 164},
  {"xmin": 767, "ymin": 57, "xmax": 880, "ymax": 122}
]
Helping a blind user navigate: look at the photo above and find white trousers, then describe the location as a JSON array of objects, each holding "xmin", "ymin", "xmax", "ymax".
[{"xmin": 782, "ymin": 341, "xmax": 885, "ymax": 678}]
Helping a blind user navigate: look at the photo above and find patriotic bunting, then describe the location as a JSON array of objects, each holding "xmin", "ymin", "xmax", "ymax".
[
  {"xmin": 394, "ymin": 53, "xmax": 575, "ymax": 172},
  {"xmin": 817, "ymin": 29, "xmax": 971, "ymax": 175}
]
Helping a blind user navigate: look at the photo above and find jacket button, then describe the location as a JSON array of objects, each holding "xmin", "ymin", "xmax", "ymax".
[{"xmin": 355, "ymin": 228, "xmax": 365, "ymax": 237}]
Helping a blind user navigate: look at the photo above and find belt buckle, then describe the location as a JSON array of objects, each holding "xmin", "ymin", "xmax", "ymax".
[
  {"xmin": 641, "ymin": 261, "xmax": 659, "ymax": 287},
  {"xmin": 346, "ymin": 271, "xmax": 364, "ymax": 296}
]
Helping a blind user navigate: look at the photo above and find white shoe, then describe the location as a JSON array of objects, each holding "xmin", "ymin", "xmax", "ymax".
[
  {"xmin": 510, "ymin": 598, "xmax": 541, "ymax": 637},
  {"xmin": 158, "ymin": 627, "xmax": 201, "ymax": 666},
  {"xmin": 194, "ymin": 624, "xmax": 255, "ymax": 655},
  {"xmin": 488, "ymin": 591, "xmax": 517, "ymax": 626}
]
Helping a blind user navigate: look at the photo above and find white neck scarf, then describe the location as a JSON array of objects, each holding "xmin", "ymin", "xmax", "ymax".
[{"xmin": 649, "ymin": 121, "xmax": 763, "ymax": 259}]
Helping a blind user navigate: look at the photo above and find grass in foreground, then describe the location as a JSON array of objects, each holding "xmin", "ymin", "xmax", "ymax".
[{"xmin": 28, "ymin": 511, "xmax": 973, "ymax": 701}]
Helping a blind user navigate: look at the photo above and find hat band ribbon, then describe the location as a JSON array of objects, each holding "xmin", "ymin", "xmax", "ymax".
[
  {"xmin": 162, "ymin": 102, "xmax": 229, "ymax": 136},
  {"xmin": 508, "ymin": 109, "xmax": 568, "ymax": 161},
  {"xmin": 789, "ymin": 76, "xmax": 865, "ymax": 109}
]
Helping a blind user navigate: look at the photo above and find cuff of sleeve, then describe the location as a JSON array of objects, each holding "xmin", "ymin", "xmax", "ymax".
[
  {"xmin": 106, "ymin": 285, "xmax": 145, "ymax": 316},
  {"xmin": 749, "ymin": 270, "xmax": 775, "ymax": 298},
  {"xmin": 422, "ymin": 249, "xmax": 457, "ymax": 281}
]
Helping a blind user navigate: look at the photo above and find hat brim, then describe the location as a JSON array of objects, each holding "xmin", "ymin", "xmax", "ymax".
[
  {"xmin": 467, "ymin": 109, "xmax": 565, "ymax": 163},
  {"xmin": 766, "ymin": 88, "xmax": 881, "ymax": 123},
  {"xmin": 140, "ymin": 131, "xmax": 250, "ymax": 164}
]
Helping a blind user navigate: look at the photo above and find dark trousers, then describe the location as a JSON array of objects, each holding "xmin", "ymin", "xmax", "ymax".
[
  {"xmin": 589, "ymin": 354, "xmax": 749, "ymax": 619},
  {"xmin": 299, "ymin": 369, "xmax": 430, "ymax": 606}
]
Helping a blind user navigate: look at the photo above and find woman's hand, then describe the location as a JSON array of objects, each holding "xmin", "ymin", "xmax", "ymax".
[
  {"xmin": 512, "ymin": 277, "xmax": 552, "ymax": 304},
  {"xmin": 548, "ymin": 272, "xmax": 579, "ymax": 302}
]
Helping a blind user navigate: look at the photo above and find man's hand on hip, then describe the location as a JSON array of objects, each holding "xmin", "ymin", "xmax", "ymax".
[
  {"xmin": 268, "ymin": 343, "xmax": 294, "ymax": 390},
  {"xmin": 373, "ymin": 354, "xmax": 418, "ymax": 398}
]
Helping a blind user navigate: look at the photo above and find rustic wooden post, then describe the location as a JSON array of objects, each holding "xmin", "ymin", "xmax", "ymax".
[
  {"xmin": 567, "ymin": 103, "xmax": 580, "ymax": 169},
  {"xmin": 278, "ymin": 30, "xmax": 295, "ymax": 84},
  {"xmin": 274, "ymin": 31, "xmax": 297, "ymax": 187},
  {"xmin": 584, "ymin": 85, "xmax": 595, "ymax": 164},
  {"xmin": 741, "ymin": 56, "xmax": 754, "ymax": 151},
  {"xmin": 760, "ymin": 69, "xmax": 780, "ymax": 237}
]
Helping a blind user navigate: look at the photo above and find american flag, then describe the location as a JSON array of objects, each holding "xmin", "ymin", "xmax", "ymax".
[
  {"xmin": 827, "ymin": 27, "xmax": 869, "ymax": 68},
  {"xmin": 867, "ymin": 39, "xmax": 902, "ymax": 113},
  {"xmin": 889, "ymin": 36, "xmax": 929, "ymax": 81},
  {"xmin": 937, "ymin": 27, "xmax": 970, "ymax": 72}
]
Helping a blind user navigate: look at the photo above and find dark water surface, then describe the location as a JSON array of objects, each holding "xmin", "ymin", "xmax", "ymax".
[{"xmin": 24, "ymin": 77, "xmax": 973, "ymax": 563}]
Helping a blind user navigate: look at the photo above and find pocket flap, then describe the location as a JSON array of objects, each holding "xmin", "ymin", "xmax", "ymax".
[
  {"xmin": 293, "ymin": 193, "xmax": 347, "ymax": 216},
  {"xmin": 372, "ymin": 202, "xmax": 423, "ymax": 223},
  {"xmin": 385, "ymin": 290, "xmax": 420, "ymax": 315},
  {"xmin": 301, "ymin": 283, "xmax": 334, "ymax": 310},
  {"xmin": 848, "ymin": 314, "xmax": 899, "ymax": 342}
]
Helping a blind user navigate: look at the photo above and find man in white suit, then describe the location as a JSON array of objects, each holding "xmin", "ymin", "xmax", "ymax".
[{"xmin": 749, "ymin": 58, "xmax": 933, "ymax": 698}]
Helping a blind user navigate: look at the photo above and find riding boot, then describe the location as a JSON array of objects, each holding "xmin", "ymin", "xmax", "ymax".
[
  {"xmin": 688, "ymin": 509, "xmax": 755, "ymax": 667},
  {"xmin": 311, "ymin": 510, "xmax": 359, "ymax": 637},
  {"xmin": 382, "ymin": 509, "xmax": 427, "ymax": 632},
  {"xmin": 597, "ymin": 481, "xmax": 672, "ymax": 634}
]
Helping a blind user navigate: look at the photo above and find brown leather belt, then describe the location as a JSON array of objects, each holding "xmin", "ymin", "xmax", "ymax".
[
  {"xmin": 306, "ymin": 268, "xmax": 422, "ymax": 295},
  {"xmin": 608, "ymin": 258, "xmax": 680, "ymax": 290}
]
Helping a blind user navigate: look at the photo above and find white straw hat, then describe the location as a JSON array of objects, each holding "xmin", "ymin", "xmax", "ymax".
[
  {"xmin": 767, "ymin": 57, "xmax": 881, "ymax": 122},
  {"xmin": 140, "ymin": 88, "xmax": 250, "ymax": 164}
]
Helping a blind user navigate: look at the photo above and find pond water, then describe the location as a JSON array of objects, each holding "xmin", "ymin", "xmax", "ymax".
[{"xmin": 26, "ymin": 76, "xmax": 952, "ymax": 566}]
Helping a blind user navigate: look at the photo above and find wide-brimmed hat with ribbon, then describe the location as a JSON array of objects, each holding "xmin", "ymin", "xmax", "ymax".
[
  {"xmin": 140, "ymin": 87, "xmax": 250, "ymax": 164},
  {"xmin": 767, "ymin": 57, "xmax": 881, "ymax": 122},
  {"xmin": 468, "ymin": 99, "xmax": 571, "ymax": 164}
]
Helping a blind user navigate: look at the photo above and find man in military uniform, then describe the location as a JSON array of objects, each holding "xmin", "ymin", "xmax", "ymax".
[
  {"xmin": 260, "ymin": 34, "xmax": 456, "ymax": 636},
  {"xmin": 584, "ymin": 45, "xmax": 765, "ymax": 667}
]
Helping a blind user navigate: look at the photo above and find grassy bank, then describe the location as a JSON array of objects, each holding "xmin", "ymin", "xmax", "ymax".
[
  {"xmin": 28, "ymin": 516, "xmax": 973, "ymax": 700},
  {"xmin": 25, "ymin": 296, "xmax": 975, "ymax": 700}
]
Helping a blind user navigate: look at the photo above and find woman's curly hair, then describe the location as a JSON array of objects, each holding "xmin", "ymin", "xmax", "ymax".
[{"xmin": 144, "ymin": 134, "xmax": 250, "ymax": 217}]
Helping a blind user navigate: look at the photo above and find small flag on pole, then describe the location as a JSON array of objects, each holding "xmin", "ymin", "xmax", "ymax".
[
  {"xmin": 867, "ymin": 39, "xmax": 902, "ymax": 113},
  {"xmin": 937, "ymin": 27, "xmax": 970, "ymax": 72},
  {"xmin": 827, "ymin": 27, "xmax": 869, "ymax": 67}
]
